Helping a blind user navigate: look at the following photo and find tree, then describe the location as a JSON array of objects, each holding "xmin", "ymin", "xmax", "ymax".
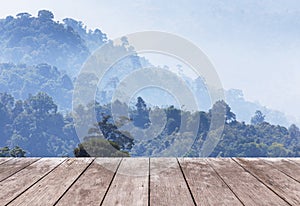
[
  {"xmin": 38, "ymin": 10, "xmax": 54, "ymax": 20},
  {"xmin": 288, "ymin": 124, "xmax": 300, "ymax": 139},
  {"xmin": 74, "ymin": 120, "xmax": 130, "ymax": 157},
  {"xmin": 74, "ymin": 138, "xmax": 129, "ymax": 157},
  {"xmin": 16, "ymin": 13, "xmax": 31, "ymax": 19},
  {"xmin": 28, "ymin": 92, "xmax": 57, "ymax": 115},
  {"xmin": 97, "ymin": 115, "xmax": 134, "ymax": 151},
  {"xmin": 209, "ymin": 100, "xmax": 236, "ymax": 123},
  {"xmin": 132, "ymin": 97, "xmax": 150, "ymax": 128},
  {"xmin": 251, "ymin": 110, "xmax": 265, "ymax": 125},
  {"xmin": 10, "ymin": 146, "xmax": 26, "ymax": 157},
  {"xmin": 0, "ymin": 93, "xmax": 14, "ymax": 110},
  {"xmin": 0, "ymin": 147, "xmax": 10, "ymax": 157},
  {"xmin": 242, "ymin": 142, "xmax": 267, "ymax": 157},
  {"xmin": 9, "ymin": 93, "xmax": 77, "ymax": 157},
  {"xmin": 165, "ymin": 105, "xmax": 181, "ymax": 135},
  {"xmin": 0, "ymin": 146, "xmax": 26, "ymax": 157},
  {"xmin": 0, "ymin": 63, "xmax": 74, "ymax": 111},
  {"xmin": 287, "ymin": 124, "xmax": 300, "ymax": 147},
  {"xmin": 268, "ymin": 142, "xmax": 288, "ymax": 157},
  {"xmin": 0, "ymin": 93, "xmax": 13, "ymax": 145},
  {"xmin": 121, "ymin": 36, "xmax": 129, "ymax": 46}
]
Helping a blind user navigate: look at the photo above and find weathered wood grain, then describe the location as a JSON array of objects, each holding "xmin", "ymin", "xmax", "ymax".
[
  {"xmin": 289, "ymin": 158, "xmax": 300, "ymax": 166},
  {"xmin": 1, "ymin": 158, "xmax": 300, "ymax": 205},
  {"xmin": 0, "ymin": 158, "xmax": 64, "ymax": 204},
  {"xmin": 234, "ymin": 158, "xmax": 300, "ymax": 205},
  {"xmin": 0, "ymin": 158, "xmax": 12, "ymax": 165},
  {"xmin": 208, "ymin": 158, "xmax": 289, "ymax": 206},
  {"xmin": 262, "ymin": 158, "xmax": 300, "ymax": 182},
  {"xmin": 56, "ymin": 158, "xmax": 121, "ymax": 206},
  {"xmin": 150, "ymin": 158, "xmax": 195, "ymax": 206},
  {"xmin": 178, "ymin": 158, "xmax": 242, "ymax": 206},
  {"xmin": 8, "ymin": 158, "xmax": 93, "ymax": 206},
  {"xmin": 0, "ymin": 158, "xmax": 39, "ymax": 182},
  {"xmin": 101, "ymin": 158, "xmax": 149, "ymax": 206}
]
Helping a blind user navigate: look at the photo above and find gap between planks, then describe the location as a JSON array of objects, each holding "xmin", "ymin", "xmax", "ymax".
[{"xmin": 1, "ymin": 158, "xmax": 299, "ymax": 206}]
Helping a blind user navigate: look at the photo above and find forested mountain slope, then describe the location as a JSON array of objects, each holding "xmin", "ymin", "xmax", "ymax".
[
  {"xmin": 0, "ymin": 10, "xmax": 106, "ymax": 77},
  {"xmin": 0, "ymin": 10, "xmax": 298, "ymax": 157}
]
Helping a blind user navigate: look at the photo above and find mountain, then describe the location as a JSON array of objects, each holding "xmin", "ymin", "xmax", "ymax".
[
  {"xmin": 0, "ymin": 10, "xmax": 94, "ymax": 77},
  {"xmin": 0, "ymin": 10, "xmax": 298, "ymax": 157},
  {"xmin": 0, "ymin": 63, "xmax": 73, "ymax": 110},
  {"xmin": 0, "ymin": 10, "xmax": 294, "ymax": 127},
  {"xmin": 225, "ymin": 89, "xmax": 291, "ymax": 127},
  {"xmin": 0, "ymin": 10, "xmax": 147, "ymax": 110}
]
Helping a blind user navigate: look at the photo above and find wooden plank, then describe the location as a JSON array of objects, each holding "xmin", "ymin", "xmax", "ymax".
[
  {"xmin": 0, "ymin": 158, "xmax": 12, "ymax": 165},
  {"xmin": 56, "ymin": 158, "xmax": 121, "ymax": 206},
  {"xmin": 0, "ymin": 158, "xmax": 39, "ymax": 182},
  {"xmin": 262, "ymin": 158, "xmax": 300, "ymax": 182},
  {"xmin": 289, "ymin": 158, "xmax": 300, "ymax": 166},
  {"xmin": 178, "ymin": 158, "xmax": 242, "ymax": 206},
  {"xmin": 0, "ymin": 158, "xmax": 64, "ymax": 204},
  {"xmin": 101, "ymin": 158, "xmax": 148, "ymax": 206},
  {"xmin": 8, "ymin": 158, "xmax": 93, "ymax": 206},
  {"xmin": 150, "ymin": 158, "xmax": 195, "ymax": 206},
  {"xmin": 208, "ymin": 158, "xmax": 289, "ymax": 206},
  {"xmin": 234, "ymin": 158, "xmax": 300, "ymax": 205}
]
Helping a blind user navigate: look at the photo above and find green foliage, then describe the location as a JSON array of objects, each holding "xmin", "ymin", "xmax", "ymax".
[
  {"xmin": 0, "ymin": 146, "xmax": 10, "ymax": 157},
  {"xmin": 268, "ymin": 143, "xmax": 289, "ymax": 157},
  {"xmin": 0, "ymin": 92, "xmax": 79, "ymax": 157},
  {"xmin": 209, "ymin": 100, "xmax": 236, "ymax": 123},
  {"xmin": 0, "ymin": 90, "xmax": 299, "ymax": 157},
  {"xmin": 38, "ymin": 10, "xmax": 54, "ymax": 20},
  {"xmin": 251, "ymin": 110, "xmax": 265, "ymax": 125},
  {"xmin": 9, "ymin": 146, "xmax": 26, "ymax": 157},
  {"xmin": 0, "ymin": 10, "xmax": 148, "ymax": 113},
  {"xmin": 131, "ymin": 97, "xmax": 150, "ymax": 129},
  {"xmin": 0, "ymin": 63, "xmax": 73, "ymax": 110},
  {"xmin": 63, "ymin": 18, "xmax": 107, "ymax": 52},
  {"xmin": 96, "ymin": 115, "xmax": 134, "ymax": 151},
  {"xmin": 74, "ymin": 138, "xmax": 129, "ymax": 157},
  {"xmin": 0, "ymin": 10, "xmax": 107, "ymax": 77},
  {"xmin": 0, "ymin": 146, "xmax": 26, "ymax": 157},
  {"xmin": 128, "ymin": 100, "xmax": 299, "ymax": 157}
]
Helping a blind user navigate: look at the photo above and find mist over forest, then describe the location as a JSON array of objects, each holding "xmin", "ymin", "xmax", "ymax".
[{"xmin": 0, "ymin": 10, "xmax": 299, "ymax": 157}]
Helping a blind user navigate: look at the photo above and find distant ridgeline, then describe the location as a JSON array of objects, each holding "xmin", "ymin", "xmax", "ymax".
[
  {"xmin": 0, "ymin": 10, "xmax": 148, "ymax": 111},
  {"xmin": 0, "ymin": 10, "xmax": 102, "ymax": 77},
  {"xmin": 0, "ymin": 10, "xmax": 299, "ymax": 157},
  {"xmin": 0, "ymin": 10, "xmax": 291, "ymax": 126}
]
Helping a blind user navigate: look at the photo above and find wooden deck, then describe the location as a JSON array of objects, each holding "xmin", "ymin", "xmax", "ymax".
[{"xmin": 0, "ymin": 158, "xmax": 299, "ymax": 205}]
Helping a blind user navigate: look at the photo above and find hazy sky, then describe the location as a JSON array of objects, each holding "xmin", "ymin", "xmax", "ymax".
[{"xmin": 1, "ymin": 0, "xmax": 300, "ymax": 120}]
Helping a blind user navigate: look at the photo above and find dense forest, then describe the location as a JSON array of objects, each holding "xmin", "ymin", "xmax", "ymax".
[
  {"xmin": 0, "ymin": 92, "xmax": 77, "ymax": 156},
  {"xmin": 0, "ymin": 92, "xmax": 299, "ymax": 157},
  {"xmin": 0, "ymin": 10, "xmax": 105, "ymax": 77},
  {"xmin": 0, "ymin": 10, "xmax": 299, "ymax": 157},
  {"xmin": 0, "ymin": 10, "xmax": 291, "ymax": 125},
  {"xmin": 0, "ymin": 63, "xmax": 73, "ymax": 110}
]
